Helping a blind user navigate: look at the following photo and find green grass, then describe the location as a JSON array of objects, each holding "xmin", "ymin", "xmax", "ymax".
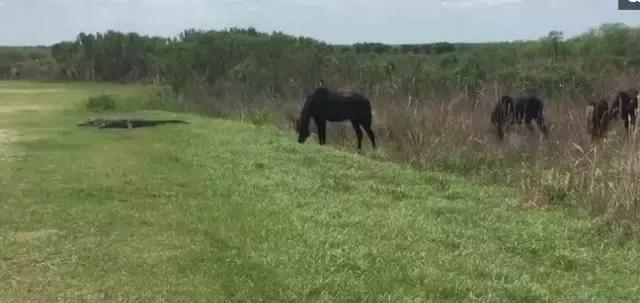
[{"xmin": 0, "ymin": 81, "xmax": 639, "ymax": 302}]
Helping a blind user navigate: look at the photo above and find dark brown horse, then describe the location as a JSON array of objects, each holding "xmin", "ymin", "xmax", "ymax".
[
  {"xmin": 297, "ymin": 87, "xmax": 376, "ymax": 151},
  {"xmin": 513, "ymin": 95, "xmax": 549, "ymax": 136},
  {"xmin": 491, "ymin": 94, "xmax": 548, "ymax": 140},
  {"xmin": 586, "ymin": 99, "xmax": 612, "ymax": 141},
  {"xmin": 610, "ymin": 89, "xmax": 639, "ymax": 133}
]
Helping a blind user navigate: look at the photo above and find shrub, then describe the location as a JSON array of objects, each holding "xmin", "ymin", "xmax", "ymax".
[
  {"xmin": 85, "ymin": 94, "xmax": 117, "ymax": 111},
  {"xmin": 143, "ymin": 86, "xmax": 188, "ymax": 112}
]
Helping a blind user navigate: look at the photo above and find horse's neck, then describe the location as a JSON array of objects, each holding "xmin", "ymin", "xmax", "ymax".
[{"xmin": 299, "ymin": 97, "xmax": 314, "ymax": 124}]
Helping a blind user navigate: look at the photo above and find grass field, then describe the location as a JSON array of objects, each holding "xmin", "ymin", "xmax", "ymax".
[{"xmin": 1, "ymin": 81, "xmax": 640, "ymax": 302}]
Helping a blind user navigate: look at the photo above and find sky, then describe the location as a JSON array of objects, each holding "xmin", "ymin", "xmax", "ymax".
[{"xmin": 1, "ymin": 0, "xmax": 639, "ymax": 46}]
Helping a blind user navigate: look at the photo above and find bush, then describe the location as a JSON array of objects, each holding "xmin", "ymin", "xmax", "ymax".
[
  {"xmin": 143, "ymin": 86, "xmax": 184, "ymax": 111},
  {"xmin": 85, "ymin": 94, "xmax": 117, "ymax": 111}
]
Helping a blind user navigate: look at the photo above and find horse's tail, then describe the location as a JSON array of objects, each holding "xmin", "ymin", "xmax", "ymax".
[
  {"xmin": 369, "ymin": 97, "xmax": 376, "ymax": 118},
  {"xmin": 363, "ymin": 96, "xmax": 374, "ymax": 125},
  {"xmin": 537, "ymin": 100, "xmax": 545, "ymax": 123},
  {"xmin": 538, "ymin": 101, "xmax": 549, "ymax": 135}
]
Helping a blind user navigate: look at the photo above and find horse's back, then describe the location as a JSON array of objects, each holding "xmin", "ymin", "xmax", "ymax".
[
  {"xmin": 515, "ymin": 95, "xmax": 544, "ymax": 106},
  {"xmin": 327, "ymin": 90, "xmax": 370, "ymax": 104},
  {"xmin": 311, "ymin": 88, "xmax": 372, "ymax": 122},
  {"xmin": 514, "ymin": 95, "xmax": 546, "ymax": 114},
  {"xmin": 322, "ymin": 90, "xmax": 371, "ymax": 110}
]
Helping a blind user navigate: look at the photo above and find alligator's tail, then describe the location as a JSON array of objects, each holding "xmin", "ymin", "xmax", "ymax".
[{"xmin": 159, "ymin": 120, "xmax": 189, "ymax": 124}]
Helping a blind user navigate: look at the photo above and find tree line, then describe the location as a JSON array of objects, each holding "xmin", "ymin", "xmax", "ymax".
[{"xmin": 2, "ymin": 23, "xmax": 640, "ymax": 101}]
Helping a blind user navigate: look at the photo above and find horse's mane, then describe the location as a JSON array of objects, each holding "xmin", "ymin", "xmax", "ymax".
[
  {"xmin": 299, "ymin": 94, "xmax": 313, "ymax": 126},
  {"xmin": 499, "ymin": 95, "xmax": 513, "ymax": 107}
]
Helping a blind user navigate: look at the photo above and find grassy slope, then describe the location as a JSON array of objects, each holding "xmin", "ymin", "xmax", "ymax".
[{"xmin": 0, "ymin": 81, "xmax": 639, "ymax": 302}]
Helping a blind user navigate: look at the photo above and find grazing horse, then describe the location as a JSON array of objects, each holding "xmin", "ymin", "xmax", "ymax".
[
  {"xmin": 491, "ymin": 95, "xmax": 515, "ymax": 140},
  {"xmin": 585, "ymin": 99, "xmax": 612, "ymax": 141},
  {"xmin": 512, "ymin": 95, "xmax": 549, "ymax": 136},
  {"xmin": 610, "ymin": 89, "xmax": 639, "ymax": 133},
  {"xmin": 297, "ymin": 87, "xmax": 376, "ymax": 151}
]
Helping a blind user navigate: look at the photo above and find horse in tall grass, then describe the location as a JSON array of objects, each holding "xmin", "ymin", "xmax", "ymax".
[
  {"xmin": 610, "ymin": 89, "xmax": 639, "ymax": 133},
  {"xmin": 513, "ymin": 95, "xmax": 549, "ymax": 136},
  {"xmin": 491, "ymin": 95, "xmax": 515, "ymax": 140},
  {"xmin": 296, "ymin": 87, "xmax": 376, "ymax": 151},
  {"xmin": 491, "ymin": 94, "xmax": 549, "ymax": 140},
  {"xmin": 586, "ymin": 99, "xmax": 612, "ymax": 142}
]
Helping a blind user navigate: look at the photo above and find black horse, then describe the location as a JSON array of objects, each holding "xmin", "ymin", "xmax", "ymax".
[
  {"xmin": 586, "ymin": 99, "xmax": 612, "ymax": 142},
  {"xmin": 513, "ymin": 95, "xmax": 549, "ymax": 136},
  {"xmin": 491, "ymin": 94, "xmax": 549, "ymax": 140},
  {"xmin": 610, "ymin": 89, "xmax": 639, "ymax": 133},
  {"xmin": 297, "ymin": 87, "xmax": 376, "ymax": 151}
]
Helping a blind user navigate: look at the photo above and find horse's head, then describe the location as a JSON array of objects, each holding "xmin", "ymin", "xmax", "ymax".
[
  {"xmin": 499, "ymin": 95, "xmax": 515, "ymax": 113},
  {"xmin": 491, "ymin": 95, "xmax": 515, "ymax": 124},
  {"xmin": 296, "ymin": 118, "xmax": 310, "ymax": 143},
  {"xmin": 499, "ymin": 95, "xmax": 513, "ymax": 104}
]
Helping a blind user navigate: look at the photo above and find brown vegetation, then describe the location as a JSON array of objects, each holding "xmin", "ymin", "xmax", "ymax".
[{"xmin": 182, "ymin": 73, "xmax": 640, "ymax": 235}]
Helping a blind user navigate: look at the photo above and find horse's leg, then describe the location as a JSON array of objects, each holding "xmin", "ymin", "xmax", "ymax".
[
  {"xmin": 624, "ymin": 113, "xmax": 630, "ymax": 133},
  {"xmin": 496, "ymin": 123, "xmax": 505, "ymax": 141},
  {"xmin": 362, "ymin": 118, "xmax": 376, "ymax": 149},
  {"xmin": 525, "ymin": 116, "xmax": 535, "ymax": 133},
  {"xmin": 535, "ymin": 116, "xmax": 548, "ymax": 137},
  {"xmin": 351, "ymin": 120, "xmax": 364, "ymax": 151},
  {"xmin": 314, "ymin": 118, "xmax": 327, "ymax": 145},
  {"xmin": 516, "ymin": 111, "xmax": 524, "ymax": 125},
  {"xmin": 364, "ymin": 127, "xmax": 376, "ymax": 149}
]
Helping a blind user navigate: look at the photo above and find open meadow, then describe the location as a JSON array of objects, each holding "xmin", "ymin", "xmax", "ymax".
[{"xmin": 1, "ymin": 81, "xmax": 640, "ymax": 302}]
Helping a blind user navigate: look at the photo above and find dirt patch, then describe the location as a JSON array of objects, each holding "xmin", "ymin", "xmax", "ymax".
[
  {"xmin": 0, "ymin": 128, "xmax": 18, "ymax": 147},
  {"xmin": 0, "ymin": 104, "xmax": 48, "ymax": 114},
  {"xmin": 0, "ymin": 128, "xmax": 15, "ymax": 144},
  {"xmin": 0, "ymin": 129, "xmax": 27, "ymax": 162},
  {"xmin": 13, "ymin": 229, "xmax": 60, "ymax": 243},
  {"xmin": 0, "ymin": 88, "xmax": 66, "ymax": 94}
]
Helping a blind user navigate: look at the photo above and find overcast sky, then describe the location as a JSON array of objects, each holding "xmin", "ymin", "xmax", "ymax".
[{"xmin": 1, "ymin": 0, "xmax": 639, "ymax": 46}]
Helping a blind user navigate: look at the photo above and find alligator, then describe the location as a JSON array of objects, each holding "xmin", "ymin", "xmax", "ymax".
[{"xmin": 77, "ymin": 118, "xmax": 189, "ymax": 129}]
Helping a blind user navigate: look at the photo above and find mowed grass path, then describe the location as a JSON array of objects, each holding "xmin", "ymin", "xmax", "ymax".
[{"xmin": 0, "ymin": 81, "xmax": 639, "ymax": 302}]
